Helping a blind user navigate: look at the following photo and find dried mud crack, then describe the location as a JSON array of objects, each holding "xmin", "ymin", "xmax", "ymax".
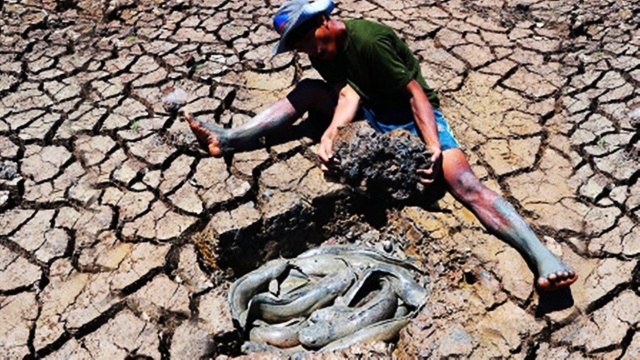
[{"xmin": 0, "ymin": 0, "xmax": 638, "ymax": 359}]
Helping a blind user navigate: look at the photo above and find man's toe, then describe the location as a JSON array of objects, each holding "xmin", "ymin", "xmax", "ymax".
[{"xmin": 537, "ymin": 277, "xmax": 551, "ymax": 289}]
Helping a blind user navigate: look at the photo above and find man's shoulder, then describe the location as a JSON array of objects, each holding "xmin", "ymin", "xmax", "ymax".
[{"xmin": 345, "ymin": 19, "xmax": 396, "ymax": 47}]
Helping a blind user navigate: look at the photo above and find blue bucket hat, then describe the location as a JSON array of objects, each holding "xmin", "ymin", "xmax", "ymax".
[{"xmin": 271, "ymin": 0, "xmax": 335, "ymax": 56}]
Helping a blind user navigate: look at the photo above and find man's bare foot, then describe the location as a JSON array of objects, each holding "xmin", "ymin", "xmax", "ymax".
[
  {"xmin": 182, "ymin": 111, "xmax": 225, "ymax": 157},
  {"xmin": 537, "ymin": 269, "xmax": 578, "ymax": 291}
]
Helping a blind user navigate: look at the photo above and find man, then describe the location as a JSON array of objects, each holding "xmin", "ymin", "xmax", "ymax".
[{"xmin": 183, "ymin": 0, "xmax": 577, "ymax": 291}]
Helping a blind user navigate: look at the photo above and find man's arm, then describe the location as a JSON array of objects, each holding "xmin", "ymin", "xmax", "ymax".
[
  {"xmin": 317, "ymin": 83, "xmax": 361, "ymax": 171},
  {"xmin": 405, "ymin": 79, "xmax": 442, "ymax": 184}
]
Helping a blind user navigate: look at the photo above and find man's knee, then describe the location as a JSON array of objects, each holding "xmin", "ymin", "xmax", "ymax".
[
  {"xmin": 289, "ymin": 79, "xmax": 335, "ymax": 113},
  {"xmin": 452, "ymin": 170, "xmax": 489, "ymax": 203},
  {"xmin": 295, "ymin": 79, "xmax": 331, "ymax": 94}
]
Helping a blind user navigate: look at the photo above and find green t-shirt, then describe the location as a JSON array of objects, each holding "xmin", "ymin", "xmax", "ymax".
[{"xmin": 311, "ymin": 19, "xmax": 440, "ymax": 110}]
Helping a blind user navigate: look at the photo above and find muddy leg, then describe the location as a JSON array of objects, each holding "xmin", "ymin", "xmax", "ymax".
[
  {"xmin": 182, "ymin": 112, "xmax": 229, "ymax": 157},
  {"xmin": 184, "ymin": 79, "xmax": 337, "ymax": 156},
  {"xmin": 441, "ymin": 148, "xmax": 577, "ymax": 291}
]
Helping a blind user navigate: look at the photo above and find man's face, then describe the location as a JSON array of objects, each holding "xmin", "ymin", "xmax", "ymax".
[{"xmin": 288, "ymin": 16, "xmax": 337, "ymax": 60}]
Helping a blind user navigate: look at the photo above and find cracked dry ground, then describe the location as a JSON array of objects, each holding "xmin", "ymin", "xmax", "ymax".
[{"xmin": 0, "ymin": 0, "xmax": 638, "ymax": 358}]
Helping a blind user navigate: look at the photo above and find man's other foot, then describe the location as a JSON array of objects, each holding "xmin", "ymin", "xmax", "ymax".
[
  {"xmin": 182, "ymin": 112, "xmax": 225, "ymax": 157},
  {"xmin": 537, "ymin": 269, "xmax": 578, "ymax": 291}
]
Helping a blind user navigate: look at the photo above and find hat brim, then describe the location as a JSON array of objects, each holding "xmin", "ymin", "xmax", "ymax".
[{"xmin": 271, "ymin": 0, "xmax": 335, "ymax": 57}]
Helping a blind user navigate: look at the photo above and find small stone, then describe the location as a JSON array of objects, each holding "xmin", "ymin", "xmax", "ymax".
[{"xmin": 161, "ymin": 88, "xmax": 188, "ymax": 112}]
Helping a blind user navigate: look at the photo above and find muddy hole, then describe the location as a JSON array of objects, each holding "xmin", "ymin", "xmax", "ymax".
[{"xmin": 191, "ymin": 122, "xmax": 442, "ymax": 357}]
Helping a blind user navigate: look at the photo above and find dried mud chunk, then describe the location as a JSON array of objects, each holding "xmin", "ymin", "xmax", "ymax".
[
  {"xmin": 0, "ymin": 162, "xmax": 18, "ymax": 180},
  {"xmin": 332, "ymin": 121, "xmax": 433, "ymax": 203}
]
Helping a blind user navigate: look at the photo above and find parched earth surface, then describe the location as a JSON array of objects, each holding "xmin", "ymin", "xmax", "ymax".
[{"xmin": 0, "ymin": 0, "xmax": 638, "ymax": 358}]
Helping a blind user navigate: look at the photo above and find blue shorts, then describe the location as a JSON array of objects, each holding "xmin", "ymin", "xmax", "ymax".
[{"xmin": 361, "ymin": 106, "xmax": 461, "ymax": 151}]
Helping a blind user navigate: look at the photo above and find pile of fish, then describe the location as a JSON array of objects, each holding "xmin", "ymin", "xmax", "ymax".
[{"xmin": 227, "ymin": 245, "xmax": 430, "ymax": 354}]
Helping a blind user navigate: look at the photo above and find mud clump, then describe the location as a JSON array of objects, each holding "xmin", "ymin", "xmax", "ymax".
[
  {"xmin": 331, "ymin": 122, "xmax": 433, "ymax": 203},
  {"xmin": 629, "ymin": 108, "xmax": 640, "ymax": 128},
  {"xmin": 0, "ymin": 162, "xmax": 18, "ymax": 180},
  {"xmin": 160, "ymin": 87, "xmax": 188, "ymax": 112}
]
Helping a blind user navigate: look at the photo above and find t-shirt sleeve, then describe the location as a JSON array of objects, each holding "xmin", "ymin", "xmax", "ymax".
[{"xmin": 365, "ymin": 35, "xmax": 415, "ymax": 92}]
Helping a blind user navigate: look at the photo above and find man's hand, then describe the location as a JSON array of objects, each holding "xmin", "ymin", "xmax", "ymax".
[
  {"xmin": 417, "ymin": 146, "xmax": 442, "ymax": 184},
  {"xmin": 317, "ymin": 135, "xmax": 336, "ymax": 172},
  {"xmin": 317, "ymin": 83, "xmax": 360, "ymax": 173}
]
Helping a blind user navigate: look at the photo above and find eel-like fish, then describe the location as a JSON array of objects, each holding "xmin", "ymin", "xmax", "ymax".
[
  {"xmin": 298, "ymin": 244, "xmax": 424, "ymax": 274},
  {"xmin": 227, "ymin": 259, "xmax": 291, "ymax": 325},
  {"xmin": 272, "ymin": 267, "xmax": 310, "ymax": 296},
  {"xmin": 308, "ymin": 305, "xmax": 352, "ymax": 323},
  {"xmin": 241, "ymin": 341, "xmax": 306, "ymax": 356},
  {"xmin": 360, "ymin": 263, "xmax": 430, "ymax": 309},
  {"xmin": 290, "ymin": 254, "xmax": 351, "ymax": 276},
  {"xmin": 249, "ymin": 318, "xmax": 308, "ymax": 348},
  {"xmin": 320, "ymin": 315, "xmax": 412, "ymax": 353},
  {"xmin": 249, "ymin": 268, "xmax": 357, "ymax": 323},
  {"xmin": 299, "ymin": 279, "xmax": 398, "ymax": 349}
]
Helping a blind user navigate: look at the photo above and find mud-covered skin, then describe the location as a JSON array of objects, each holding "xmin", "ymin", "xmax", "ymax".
[
  {"xmin": 184, "ymin": 98, "xmax": 301, "ymax": 157},
  {"xmin": 182, "ymin": 112, "xmax": 229, "ymax": 157},
  {"xmin": 241, "ymin": 341, "xmax": 306, "ymax": 356},
  {"xmin": 291, "ymin": 255, "xmax": 351, "ymax": 277},
  {"xmin": 491, "ymin": 197, "xmax": 578, "ymax": 291},
  {"xmin": 331, "ymin": 122, "xmax": 434, "ymax": 203}
]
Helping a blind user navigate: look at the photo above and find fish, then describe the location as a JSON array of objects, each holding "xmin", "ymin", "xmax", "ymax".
[
  {"xmin": 361, "ymin": 263, "xmax": 430, "ymax": 310},
  {"xmin": 241, "ymin": 341, "xmax": 306, "ymax": 356},
  {"xmin": 227, "ymin": 259, "xmax": 291, "ymax": 326},
  {"xmin": 308, "ymin": 305, "xmax": 352, "ymax": 323},
  {"xmin": 320, "ymin": 315, "xmax": 411, "ymax": 353},
  {"xmin": 299, "ymin": 278, "xmax": 398, "ymax": 349},
  {"xmin": 275, "ymin": 267, "xmax": 310, "ymax": 296},
  {"xmin": 249, "ymin": 318, "xmax": 308, "ymax": 348},
  {"xmin": 290, "ymin": 254, "xmax": 351, "ymax": 276},
  {"xmin": 249, "ymin": 268, "xmax": 356, "ymax": 323},
  {"xmin": 298, "ymin": 244, "xmax": 424, "ymax": 274},
  {"xmin": 393, "ymin": 304, "xmax": 410, "ymax": 318}
]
